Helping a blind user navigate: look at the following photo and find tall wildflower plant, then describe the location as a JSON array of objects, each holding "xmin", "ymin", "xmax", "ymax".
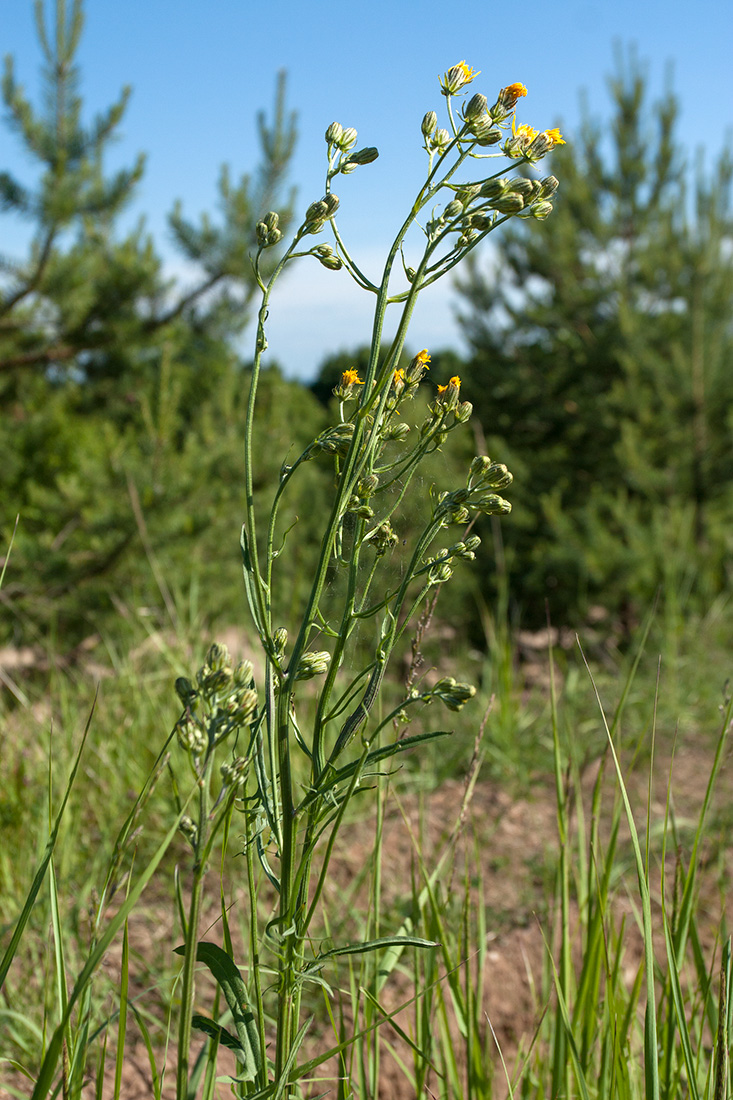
[{"xmin": 172, "ymin": 64, "xmax": 564, "ymax": 1096}]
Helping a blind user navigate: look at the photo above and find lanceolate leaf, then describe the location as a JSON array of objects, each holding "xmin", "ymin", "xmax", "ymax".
[{"xmin": 173, "ymin": 941, "xmax": 262, "ymax": 1083}]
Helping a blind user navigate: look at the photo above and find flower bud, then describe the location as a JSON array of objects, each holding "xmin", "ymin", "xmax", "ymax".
[
  {"xmin": 175, "ymin": 677, "xmax": 196, "ymax": 705},
  {"xmin": 177, "ymin": 716, "xmax": 207, "ymax": 755},
  {"xmin": 531, "ymin": 201, "xmax": 554, "ymax": 219},
  {"xmin": 323, "ymin": 194, "xmax": 340, "ymax": 216},
  {"xmin": 464, "ymin": 535, "xmax": 481, "ymax": 551},
  {"xmin": 206, "ymin": 643, "xmax": 231, "ymax": 672},
  {"xmin": 346, "ymin": 146, "xmax": 379, "ymax": 165},
  {"xmin": 455, "ymin": 400, "xmax": 473, "ymax": 422},
  {"xmin": 443, "ymin": 199, "xmax": 463, "ymax": 221},
  {"xmin": 480, "ymin": 178, "xmax": 508, "ymax": 199},
  {"xmin": 464, "ymin": 92, "xmax": 488, "ymax": 121},
  {"xmin": 230, "ymin": 688, "xmax": 258, "ymax": 723},
  {"xmin": 469, "ymin": 117, "xmax": 502, "ymax": 146},
  {"xmin": 256, "ymin": 221, "xmax": 269, "ymax": 246},
  {"xmin": 338, "ymin": 127, "xmax": 358, "ymax": 151},
  {"xmin": 273, "ymin": 627, "xmax": 288, "ymax": 657},
  {"xmin": 510, "ymin": 178, "xmax": 536, "ymax": 198},
  {"xmin": 470, "ymin": 455, "xmax": 492, "ymax": 478},
  {"xmin": 267, "ymin": 228, "xmax": 283, "ymax": 246},
  {"xmin": 325, "ymin": 121, "xmax": 343, "ymax": 144},
  {"xmin": 421, "ymin": 110, "xmax": 438, "ymax": 137},
  {"xmin": 477, "ymin": 493, "xmax": 512, "ymax": 515},
  {"xmin": 317, "ymin": 421, "xmax": 355, "ymax": 456},
  {"xmin": 466, "ymin": 212, "xmax": 491, "ymax": 231},
  {"xmin": 384, "ymin": 421, "xmax": 411, "ymax": 442},
  {"xmin": 203, "ymin": 666, "xmax": 233, "ymax": 695},
  {"xmin": 179, "ymin": 816, "xmax": 198, "ymax": 844},
  {"xmin": 318, "ymin": 253, "xmax": 343, "ymax": 270},
  {"xmin": 429, "ymin": 561, "xmax": 454, "ymax": 584},
  {"xmin": 492, "ymin": 193, "xmax": 525, "ymax": 214},
  {"xmin": 233, "ymin": 660, "xmax": 254, "ymax": 687},
  {"xmin": 263, "ymin": 211, "xmax": 279, "ymax": 231},
  {"xmin": 432, "ymin": 128, "xmax": 450, "ymax": 152},
  {"xmin": 221, "ymin": 756, "xmax": 248, "ymax": 790},
  {"xmin": 305, "ymin": 199, "xmax": 329, "ymax": 224},
  {"xmin": 357, "ymin": 474, "xmax": 379, "ymax": 497},
  {"xmin": 538, "ymin": 175, "xmax": 559, "ymax": 199}
]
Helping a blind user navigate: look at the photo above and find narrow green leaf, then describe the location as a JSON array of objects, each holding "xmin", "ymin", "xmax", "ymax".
[
  {"xmin": 173, "ymin": 941, "xmax": 262, "ymax": 1083},
  {"xmin": 0, "ymin": 697, "xmax": 95, "ymax": 993}
]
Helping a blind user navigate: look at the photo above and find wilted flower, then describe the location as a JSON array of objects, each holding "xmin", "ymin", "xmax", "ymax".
[{"xmin": 368, "ymin": 520, "xmax": 398, "ymax": 556}]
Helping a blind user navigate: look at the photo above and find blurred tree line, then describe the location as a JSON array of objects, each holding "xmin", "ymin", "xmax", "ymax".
[
  {"xmin": 2, "ymin": 5, "xmax": 731, "ymax": 652},
  {"xmin": 455, "ymin": 52, "xmax": 733, "ymax": 629}
]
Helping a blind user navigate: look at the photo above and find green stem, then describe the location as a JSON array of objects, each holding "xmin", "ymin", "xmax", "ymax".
[{"xmin": 175, "ymin": 774, "xmax": 211, "ymax": 1100}]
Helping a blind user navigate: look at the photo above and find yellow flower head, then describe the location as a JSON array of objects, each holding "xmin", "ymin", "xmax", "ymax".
[
  {"xmin": 512, "ymin": 117, "xmax": 539, "ymax": 143},
  {"xmin": 416, "ymin": 349, "xmax": 431, "ymax": 367},
  {"xmin": 542, "ymin": 128, "xmax": 566, "ymax": 147},
  {"xmin": 441, "ymin": 61, "xmax": 480, "ymax": 96},
  {"xmin": 499, "ymin": 83, "xmax": 528, "ymax": 111},
  {"xmin": 341, "ymin": 369, "xmax": 364, "ymax": 387},
  {"xmin": 393, "ymin": 368, "xmax": 406, "ymax": 385},
  {"xmin": 437, "ymin": 375, "xmax": 462, "ymax": 398}
]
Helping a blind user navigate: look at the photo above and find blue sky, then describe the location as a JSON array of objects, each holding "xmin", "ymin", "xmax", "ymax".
[{"xmin": 3, "ymin": 0, "xmax": 731, "ymax": 379}]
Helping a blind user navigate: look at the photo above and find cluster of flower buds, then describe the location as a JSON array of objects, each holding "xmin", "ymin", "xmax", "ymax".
[
  {"xmin": 421, "ymin": 110, "xmax": 451, "ymax": 155},
  {"xmin": 302, "ymin": 193, "xmax": 340, "ymax": 235},
  {"xmin": 428, "ymin": 676, "xmax": 477, "ymax": 712},
  {"xmin": 220, "ymin": 755, "xmax": 249, "ymax": 793},
  {"xmin": 255, "ymin": 210, "xmax": 283, "ymax": 248},
  {"xmin": 325, "ymin": 121, "xmax": 380, "ymax": 176},
  {"xmin": 312, "ymin": 420, "xmax": 355, "ymax": 457},
  {"xmin": 468, "ymin": 455, "xmax": 514, "ymax": 491},
  {"xmin": 311, "ymin": 242, "xmax": 343, "ymax": 271},
  {"xmin": 174, "ymin": 643, "xmax": 259, "ymax": 763},
  {"xmin": 462, "ymin": 93, "xmax": 503, "ymax": 147},
  {"xmin": 447, "ymin": 533, "xmax": 482, "ymax": 561},
  {"xmin": 293, "ymin": 649, "xmax": 331, "ymax": 680},
  {"xmin": 433, "ymin": 455, "xmax": 513, "ymax": 526}
]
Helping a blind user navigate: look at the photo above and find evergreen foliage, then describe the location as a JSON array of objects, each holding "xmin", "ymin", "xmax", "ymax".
[
  {"xmin": 456, "ymin": 52, "xmax": 733, "ymax": 625},
  {"xmin": 0, "ymin": 0, "xmax": 306, "ymax": 646}
]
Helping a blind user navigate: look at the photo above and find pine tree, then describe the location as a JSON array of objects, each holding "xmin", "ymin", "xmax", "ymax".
[
  {"xmin": 0, "ymin": 0, "xmax": 301, "ymax": 646},
  {"xmin": 456, "ymin": 51, "xmax": 733, "ymax": 625}
]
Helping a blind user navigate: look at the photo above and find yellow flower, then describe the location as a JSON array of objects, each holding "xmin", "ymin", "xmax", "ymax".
[
  {"xmin": 542, "ymin": 128, "xmax": 566, "ymax": 147},
  {"xmin": 416, "ymin": 349, "xmax": 431, "ymax": 368},
  {"xmin": 340, "ymin": 369, "xmax": 364, "ymax": 387},
  {"xmin": 512, "ymin": 117, "xmax": 539, "ymax": 143},
  {"xmin": 393, "ymin": 368, "xmax": 406, "ymax": 385},
  {"xmin": 437, "ymin": 375, "xmax": 461, "ymax": 398},
  {"xmin": 499, "ymin": 83, "xmax": 528, "ymax": 111},
  {"xmin": 441, "ymin": 61, "xmax": 480, "ymax": 96}
]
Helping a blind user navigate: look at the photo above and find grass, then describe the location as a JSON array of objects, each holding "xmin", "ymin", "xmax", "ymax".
[{"xmin": 1, "ymin": 594, "xmax": 732, "ymax": 1098}]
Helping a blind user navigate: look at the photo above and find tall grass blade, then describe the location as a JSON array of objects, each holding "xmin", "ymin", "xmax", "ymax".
[{"xmin": 0, "ymin": 696, "xmax": 95, "ymax": 993}]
